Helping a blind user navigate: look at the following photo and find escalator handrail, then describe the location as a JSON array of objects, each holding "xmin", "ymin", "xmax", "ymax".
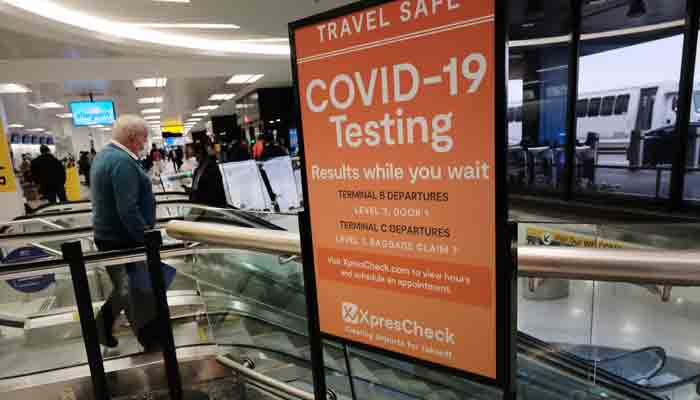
[
  {"xmin": 0, "ymin": 212, "xmax": 276, "ymax": 246},
  {"xmin": 519, "ymin": 333, "xmax": 664, "ymax": 400},
  {"xmin": 217, "ymin": 352, "xmax": 315, "ymax": 400},
  {"xmin": 14, "ymin": 200, "xmax": 228, "ymax": 221},
  {"xmin": 216, "ymin": 345, "xmax": 426, "ymax": 400},
  {"xmin": 8, "ymin": 200, "xmax": 287, "ymax": 233},
  {"xmin": 559, "ymin": 344, "xmax": 667, "ymax": 381},
  {"xmin": 167, "ymin": 221, "xmax": 301, "ymax": 256},
  {"xmin": 518, "ymin": 245, "xmax": 700, "ymax": 286},
  {"xmin": 0, "ymin": 242, "xmax": 192, "ymax": 279},
  {"xmin": 24, "ymin": 192, "xmax": 189, "ymax": 216}
]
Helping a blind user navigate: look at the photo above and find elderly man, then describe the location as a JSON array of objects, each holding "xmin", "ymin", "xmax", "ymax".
[{"xmin": 91, "ymin": 115, "xmax": 158, "ymax": 350}]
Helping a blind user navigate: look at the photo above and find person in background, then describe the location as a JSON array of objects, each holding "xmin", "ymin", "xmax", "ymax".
[
  {"xmin": 78, "ymin": 151, "xmax": 92, "ymax": 187},
  {"xmin": 189, "ymin": 138, "xmax": 227, "ymax": 207},
  {"xmin": 91, "ymin": 115, "xmax": 162, "ymax": 352},
  {"xmin": 252, "ymin": 133, "xmax": 266, "ymax": 160},
  {"xmin": 229, "ymin": 138, "xmax": 252, "ymax": 162},
  {"xmin": 260, "ymin": 132, "xmax": 289, "ymax": 161},
  {"xmin": 174, "ymin": 146, "xmax": 184, "ymax": 172},
  {"xmin": 20, "ymin": 154, "xmax": 32, "ymax": 183},
  {"xmin": 31, "ymin": 145, "xmax": 67, "ymax": 203},
  {"xmin": 149, "ymin": 144, "xmax": 162, "ymax": 176}
]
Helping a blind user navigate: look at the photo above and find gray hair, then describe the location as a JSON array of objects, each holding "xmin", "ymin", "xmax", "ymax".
[{"xmin": 112, "ymin": 115, "xmax": 149, "ymax": 144}]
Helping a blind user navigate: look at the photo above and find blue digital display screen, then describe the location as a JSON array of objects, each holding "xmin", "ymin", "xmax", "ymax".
[{"xmin": 70, "ymin": 101, "xmax": 117, "ymax": 126}]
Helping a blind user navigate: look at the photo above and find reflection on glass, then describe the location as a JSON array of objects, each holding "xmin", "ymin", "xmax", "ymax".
[
  {"xmin": 519, "ymin": 222, "xmax": 700, "ymax": 398},
  {"xmin": 576, "ymin": 3, "xmax": 685, "ymax": 199},
  {"xmin": 507, "ymin": 3, "xmax": 572, "ymax": 195},
  {"xmin": 0, "ymin": 266, "xmax": 90, "ymax": 379},
  {"xmin": 683, "ymin": 18, "xmax": 700, "ymax": 203}
]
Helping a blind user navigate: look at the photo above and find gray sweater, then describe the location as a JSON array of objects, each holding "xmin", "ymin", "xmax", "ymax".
[{"xmin": 90, "ymin": 143, "xmax": 155, "ymax": 243}]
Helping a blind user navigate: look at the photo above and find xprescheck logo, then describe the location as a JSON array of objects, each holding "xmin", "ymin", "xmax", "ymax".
[{"xmin": 341, "ymin": 302, "xmax": 455, "ymax": 344}]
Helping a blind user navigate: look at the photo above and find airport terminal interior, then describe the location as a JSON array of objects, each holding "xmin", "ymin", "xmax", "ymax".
[{"xmin": 0, "ymin": 0, "xmax": 700, "ymax": 399}]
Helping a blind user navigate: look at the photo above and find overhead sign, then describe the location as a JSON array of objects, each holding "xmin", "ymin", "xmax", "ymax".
[
  {"xmin": 0, "ymin": 121, "xmax": 17, "ymax": 193},
  {"xmin": 162, "ymin": 124, "xmax": 184, "ymax": 134},
  {"xmin": 70, "ymin": 101, "xmax": 117, "ymax": 127},
  {"xmin": 292, "ymin": 0, "xmax": 505, "ymax": 382}
]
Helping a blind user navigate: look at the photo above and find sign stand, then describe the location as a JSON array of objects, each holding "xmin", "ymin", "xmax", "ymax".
[{"xmin": 290, "ymin": 0, "xmax": 514, "ymax": 396}]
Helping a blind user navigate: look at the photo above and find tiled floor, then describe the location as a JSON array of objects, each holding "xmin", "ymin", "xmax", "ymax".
[{"xmin": 519, "ymin": 278, "xmax": 700, "ymax": 364}]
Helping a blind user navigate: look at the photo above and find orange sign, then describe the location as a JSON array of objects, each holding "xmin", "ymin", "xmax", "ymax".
[{"xmin": 293, "ymin": 0, "xmax": 497, "ymax": 378}]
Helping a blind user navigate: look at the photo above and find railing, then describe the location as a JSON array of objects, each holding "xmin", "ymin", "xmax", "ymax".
[
  {"xmin": 167, "ymin": 221, "xmax": 700, "ymax": 287},
  {"xmin": 2, "ymin": 220, "xmax": 696, "ymax": 399}
]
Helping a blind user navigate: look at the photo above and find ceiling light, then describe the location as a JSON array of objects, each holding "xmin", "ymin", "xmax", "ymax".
[
  {"xmin": 132, "ymin": 23, "xmax": 239, "ymax": 29},
  {"xmin": 0, "ymin": 83, "xmax": 31, "ymax": 94},
  {"xmin": 8, "ymin": 124, "xmax": 24, "ymax": 128},
  {"xmin": 88, "ymin": 124, "xmax": 105, "ymax": 128},
  {"xmin": 627, "ymin": 0, "xmax": 647, "ymax": 18},
  {"xmin": 56, "ymin": 113, "xmax": 73, "ymax": 118},
  {"xmin": 0, "ymin": 1, "xmax": 289, "ymax": 56},
  {"xmin": 209, "ymin": 93, "xmax": 235, "ymax": 101},
  {"xmin": 29, "ymin": 102, "xmax": 64, "ymax": 110},
  {"xmin": 133, "ymin": 78, "xmax": 167, "ymax": 88},
  {"xmin": 198, "ymin": 105, "xmax": 218, "ymax": 111},
  {"xmin": 144, "ymin": 115, "xmax": 161, "ymax": 120},
  {"xmin": 100, "ymin": 127, "xmax": 112, "ymax": 131},
  {"xmin": 141, "ymin": 108, "xmax": 161, "ymax": 114},
  {"xmin": 227, "ymin": 74, "xmax": 264, "ymax": 85},
  {"xmin": 27, "ymin": 128, "xmax": 45, "ymax": 132},
  {"xmin": 187, "ymin": 118, "xmax": 202, "ymax": 122},
  {"xmin": 138, "ymin": 97, "xmax": 163, "ymax": 104},
  {"xmin": 191, "ymin": 112, "xmax": 208, "ymax": 117}
]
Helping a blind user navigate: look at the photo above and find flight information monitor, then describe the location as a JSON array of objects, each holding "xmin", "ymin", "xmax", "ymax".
[{"xmin": 70, "ymin": 101, "xmax": 117, "ymax": 127}]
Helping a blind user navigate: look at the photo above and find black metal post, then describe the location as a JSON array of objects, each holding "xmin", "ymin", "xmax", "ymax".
[
  {"xmin": 564, "ymin": 0, "xmax": 583, "ymax": 201},
  {"xmin": 297, "ymin": 211, "xmax": 330, "ymax": 400},
  {"xmin": 670, "ymin": 1, "xmax": 700, "ymax": 210},
  {"xmin": 342, "ymin": 344, "xmax": 358, "ymax": 400},
  {"xmin": 62, "ymin": 241, "xmax": 111, "ymax": 400},
  {"xmin": 144, "ymin": 230, "xmax": 183, "ymax": 400}
]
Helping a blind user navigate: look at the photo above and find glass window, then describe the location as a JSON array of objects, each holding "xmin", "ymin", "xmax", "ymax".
[
  {"xmin": 600, "ymin": 96, "xmax": 615, "ymax": 116},
  {"xmin": 507, "ymin": 3, "xmax": 572, "ymax": 198},
  {"xmin": 576, "ymin": 1, "xmax": 685, "ymax": 200},
  {"xmin": 508, "ymin": 108, "xmax": 514, "ymax": 122},
  {"xmin": 587, "ymin": 98, "xmax": 601, "ymax": 117},
  {"xmin": 577, "ymin": 99, "xmax": 589, "ymax": 117},
  {"xmin": 614, "ymin": 94, "xmax": 630, "ymax": 115}
]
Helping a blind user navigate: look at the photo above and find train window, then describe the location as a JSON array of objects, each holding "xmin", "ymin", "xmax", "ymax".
[
  {"xmin": 588, "ymin": 97, "xmax": 601, "ymax": 117},
  {"xmin": 614, "ymin": 94, "xmax": 630, "ymax": 115},
  {"xmin": 507, "ymin": 108, "xmax": 514, "ymax": 122},
  {"xmin": 516, "ymin": 106, "xmax": 523, "ymax": 122},
  {"xmin": 576, "ymin": 99, "xmax": 588, "ymax": 117},
  {"xmin": 601, "ymin": 96, "xmax": 615, "ymax": 116}
]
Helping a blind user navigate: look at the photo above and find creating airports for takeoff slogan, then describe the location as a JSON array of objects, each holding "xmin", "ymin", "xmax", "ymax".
[{"xmin": 294, "ymin": 0, "xmax": 498, "ymax": 378}]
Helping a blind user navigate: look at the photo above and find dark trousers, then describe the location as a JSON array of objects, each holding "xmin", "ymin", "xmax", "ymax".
[
  {"xmin": 44, "ymin": 187, "xmax": 67, "ymax": 203},
  {"xmin": 95, "ymin": 239, "xmax": 162, "ymax": 351}
]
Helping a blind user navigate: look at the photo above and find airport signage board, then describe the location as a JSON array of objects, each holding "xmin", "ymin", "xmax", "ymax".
[
  {"xmin": 291, "ymin": 0, "xmax": 510, "ymax": 386},
  {"xmin": 0, "ymin": 121, "xmax": 17, "ymax": 192}
]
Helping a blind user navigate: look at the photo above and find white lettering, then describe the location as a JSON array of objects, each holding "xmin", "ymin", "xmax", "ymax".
[
  {"xmin": 330, "ymin": 74, "xmax": 355, "ymax": 110},
  {"xmin": 306, "ymin": 79, "xmax": 328, "ymax": 113},
  {"xmin": 393, "ymin": 63, "xmax": 420, "ymax": 102}
]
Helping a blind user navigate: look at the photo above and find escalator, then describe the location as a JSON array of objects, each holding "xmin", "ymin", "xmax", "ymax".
[
  {"xmin": 0, "ymin": 200, "xmax": 288, "ymax": 255},
  {"xmin": 0, "ymin": 235, "xmax": 678, "ymax": 400}
]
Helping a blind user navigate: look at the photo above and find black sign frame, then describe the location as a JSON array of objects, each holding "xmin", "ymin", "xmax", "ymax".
[{"xmin": 289, "ymin": 0, "xmax": 514, "ymax": 397}]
